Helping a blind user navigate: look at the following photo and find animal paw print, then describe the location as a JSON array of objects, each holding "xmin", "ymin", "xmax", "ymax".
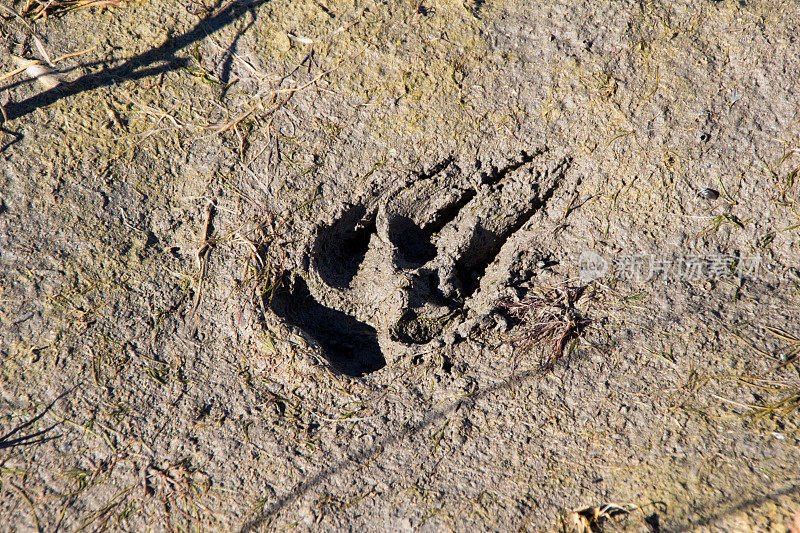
[{"xmin": 270, "ymin": 149, "xmax": 572, "ymax": 375}]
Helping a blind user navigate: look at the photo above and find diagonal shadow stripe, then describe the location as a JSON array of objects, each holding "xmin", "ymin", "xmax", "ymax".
[
  {"xmin": 239, "ymin": 361, "xmax": 800, "ymax": 531},
  {"xmin": 0, "ymin": 387, "xmax": 74, "ymax": 450},
  {"xmin": 1, "ymin": 0, "xmax": 267, "ymax": 124},
  {"xmin": 239, "ymin": 368, "xmax": 545, "ymax": 531}
]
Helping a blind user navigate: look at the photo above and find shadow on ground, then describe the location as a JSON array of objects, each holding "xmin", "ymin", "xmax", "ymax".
[
  {"xmin": 239, "ymin": 363, "xmax": 798, "ymax": 531},
  {"xmin": 267, "ymin": 275, "xmax": 385, "ymax": 376},
  {"xmin": 239, "ymin": 368, "xmax": 542, "ymax": 531},
  {"xmin": 1, "ymin": 0, "xmax": 267, "ymax": 124}
]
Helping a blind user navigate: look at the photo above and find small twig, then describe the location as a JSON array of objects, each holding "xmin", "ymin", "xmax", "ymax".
[
  {"xmin": 274, "ymin": 65, "xmax": 340, "ymax": 95},
  {"xmin": 311, "ymin": 411, "xmax": 382, "ymax": 423},
  {"xmin": 0, "ymin": 63, "xmax": 36, "ymax": 84},
  {"xmin": 51, "ymin": 45, "xmax": 98, "ymax": 63},
  {"xmin": 187, "ymin": 199, "xmax": 216, "ymax": 334},
  {"xmin": 196, "ymin": 199, "xmax": 215, "ymax": 270},
  {"xmin": 710, "ymin": 393, "xmax": 758, "ymax": 411},
  {"xmin": 1, "ymin": 46, "xmax": 96, "ymax": 90},
  {"xmin": 209, "ymin": 104, "xmax": 260, "ymax": 134},
  {"xmin": 408, "ymin": 0, "xmax": 425, "ymax": 21}
]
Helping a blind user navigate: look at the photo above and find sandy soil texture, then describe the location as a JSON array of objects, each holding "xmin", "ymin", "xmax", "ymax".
[{"xmin": 1, "ymin": 0, "xmax": 800, "ymax": 531}]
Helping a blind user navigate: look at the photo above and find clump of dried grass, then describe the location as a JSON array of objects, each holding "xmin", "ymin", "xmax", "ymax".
[
  {"xmin": 231, "ymin": 211, "xmax": 292, "ymax": 313},
  {"xmin": 560, "ymin": 501, "xmax": 666, "ymax": 533},
  {"xmin": 561, "ymin": 503, "xmax": 630, "ymax": 533},
  {"xmin": 19, "ymin": 0, "xmax": 131, "ymax": 19},
  {"xmin": 749, "ymin": 326, "xmax": 800, "ymax": 419},
  {"xmin": 501, "ymin": 282, "xmax": 592, "ymax": 372}
]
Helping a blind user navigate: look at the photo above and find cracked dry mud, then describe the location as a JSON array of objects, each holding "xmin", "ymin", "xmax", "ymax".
[{"xmin": 270, "ymin": 149, "xmax": 572, "ymax": 375}]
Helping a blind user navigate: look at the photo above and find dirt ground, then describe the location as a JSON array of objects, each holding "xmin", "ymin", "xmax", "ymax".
[{"xmin": 1, "ymin": 0, "xmax": 800, "ymax": 531}]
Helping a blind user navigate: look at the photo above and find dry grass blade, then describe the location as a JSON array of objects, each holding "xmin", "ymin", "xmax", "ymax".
[
  {"xmin": 765, "ymin": 325, "xmax": 800, "ymax": 365},
  {"xmin": 748, "ymin": 325, "xmax": 800, "ymax": 419},
  {"xmin": 21, "ymin": 0, "xmax": 134, "ymax": 19},
  {"xmin": 502, "ymin": 282, "xmax": 592, "ymax": 372},
  {"xmin": 1, "ymin": 47, "xmax": 96, "ymax": 94},
  {"xmin": 233, "ymin": 232, "xmax": 264, "ymax": 271},
  {"xmin": 186, "ymin": 200, "xmax": 216, "ymax": 335},
  {"xmin": 751, "ymin": 390, "xmax": 800, "ymax": 419},
  {"xmin": 9, "ymin": 55, "xmax": 62, "ymax": 90}
]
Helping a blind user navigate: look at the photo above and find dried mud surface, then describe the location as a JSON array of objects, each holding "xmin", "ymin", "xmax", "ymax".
[{"xmin": 1, "ymin": 0, "xmax": 800, "ymax": 531}]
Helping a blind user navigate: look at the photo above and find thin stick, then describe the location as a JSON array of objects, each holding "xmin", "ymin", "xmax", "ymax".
[
  {"xmin": 0, "ymin": 64, "xmax": 33, "ymax": 83},
  {"xmin": 710, "ymin": 393, "xmax": 757, "ymax": 410},
  {"xmin": 1, "ymin": 47, "xmax": 96, "ymax": 85},
  {"xmin": 274, "ymin": 65, "xmax": 340, "ymax": 95},
  {"xmin": 52, "ymin": 45, "xmax": 98, "ymax": 63},
  {"xmin": 187, "ymin": 200, "xmax": 216, "ymax": 334},
  {"xmin": 766, "ymin": 325, "xmax": 800, "ymax": 343}
]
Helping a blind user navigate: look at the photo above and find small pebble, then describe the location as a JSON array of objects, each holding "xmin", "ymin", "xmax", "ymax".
[
  {"xmin": 457, "ymin": 319, "xmax": 478, "ymax": 338},
  {"xmin": 443, "ymin": 332, "xmax": 458, "ymax": 346},
  {"xmin": 490, "ymin": 311, "xmax": 508, "ymax": 331},
  {"xmin": 698, "ymin": 188, "xmax": 719, "ymax": 200},
  {"xmin": 273, "ymin": 32, "xmax": 291, "ymax": 52},
  {"xmin": 499, "ymin": 344, "xmax": 513, "ymax": 358}
]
